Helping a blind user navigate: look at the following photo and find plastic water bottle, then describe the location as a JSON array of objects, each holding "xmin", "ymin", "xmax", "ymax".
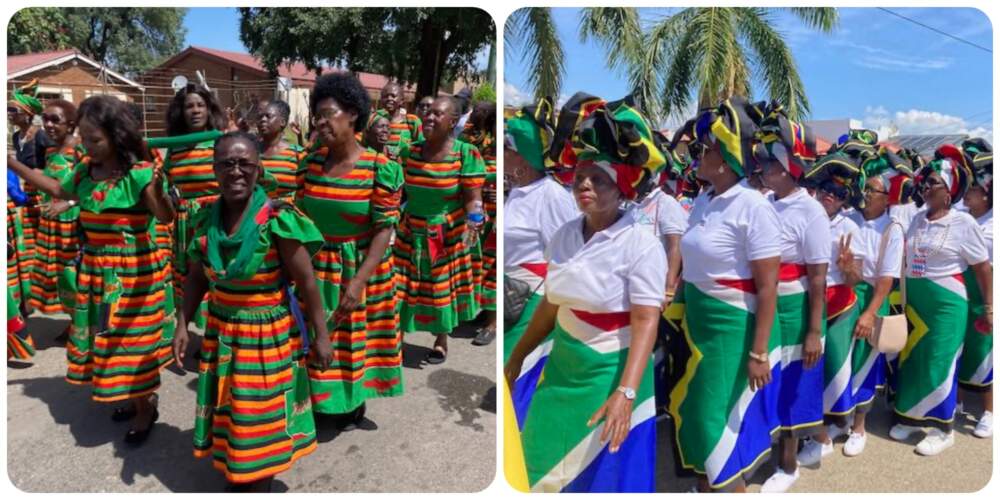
[{"xmin": 465, "ymin": 201, "xmax": 485, "ymax": 246}]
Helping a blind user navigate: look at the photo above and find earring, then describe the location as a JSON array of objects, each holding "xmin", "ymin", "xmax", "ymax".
[{"xmin": 717, "ymin": 165, "xmax": 725, "ymax": 174}]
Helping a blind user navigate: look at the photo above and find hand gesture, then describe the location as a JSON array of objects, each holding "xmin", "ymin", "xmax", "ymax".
[
  {"xmin": 290, "ymin": 122, "xmax": 302, "ymax": 137},
  {"xmin": 835, "ymin": 233, "xmax": 854, "ymax": 272}
]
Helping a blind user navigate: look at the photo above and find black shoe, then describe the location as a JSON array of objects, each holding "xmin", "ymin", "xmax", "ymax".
[
  {"xmin": 54, "ymin": 325, "xmax": 71, "ymax": 345},
  {"xmin": 111, "ymin": 404, "xmax": 137, "ymax": 422},
  {"xmin": 471, "ymin": 326, "xmax": 496, "ymax": 346},
  {"xmin": 124, "ymin": 408, "xmax": 159, "ymax": 446}
]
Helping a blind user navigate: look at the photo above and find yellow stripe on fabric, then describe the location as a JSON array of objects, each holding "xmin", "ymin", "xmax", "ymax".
[
  {"xmin": 899, "ymin": 304, "xmax": 929, "ymax": 366},
  {"xmin": 710, "ymin": 118, "xmax": 741, "ymax": 166},
  {"xmin": 668, "ymin": 312, "xmax": 702, "ymax": 472},
  {"xmin": 503, "ymin": 380, "xmax": 530, "ymax": 492}
]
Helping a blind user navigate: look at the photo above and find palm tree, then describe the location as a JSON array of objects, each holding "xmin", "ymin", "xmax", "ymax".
[{"xmin": 506, "ymin": 7, "xmax": 838, "ymax": 123}]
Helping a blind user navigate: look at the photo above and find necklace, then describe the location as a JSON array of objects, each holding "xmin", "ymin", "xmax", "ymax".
[{"xmin": 910, "ymin": 214, "xmax": 951, "ymax": 277}]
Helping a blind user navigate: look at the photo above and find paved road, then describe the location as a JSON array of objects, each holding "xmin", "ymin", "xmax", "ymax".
[
  {"xmin": 6, "ymin": 313, "xmax": 497, "ymax": 493},
  {"xmin": 655, "ymin": 391, "xmax": 992, "ymax": 492}
]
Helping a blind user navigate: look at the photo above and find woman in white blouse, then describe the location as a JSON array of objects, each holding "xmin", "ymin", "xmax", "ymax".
[
  {"xmin": 504, "ymin": 100, "xmax": 665, "ymax": 492},
  {"xmin": 502, "ymin": 98, "xmax": 579, "ymax": 427},
  {"xmin": 671, "ymin": 97, "xmax": 782, "ymax": 492},
  {"xmin": 957, "ymin": 139, "xmax": 993, "ymax": 438},
  {"xmin": 756, "ymin": 108, "xmax": 831, "ymax": 494},
  {"xmin": 890, "ymin": 146, "xmax": 992, "ymax": 456}
]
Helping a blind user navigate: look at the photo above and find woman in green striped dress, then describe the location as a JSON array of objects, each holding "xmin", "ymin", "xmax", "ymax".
[
  {"xmin": 462, "ymin": 101, "xmax": 498, "ymax": 346},
  {"xmin": 376, "ymin": 82, "xmax": 423, "ymax": 159},
  {"xmin": 395, "ymin": 96, "xmax": 485, "ymax": 364},
  {"xmin": 257, "ymin": 99, "xmax": 306, "ymax": 203},
  {"xmin": 298, "ymin": 72, "xmax": 405, "ymax": 427},
  {"xmin": 173, "ymin": 131, "xmax": 332, "ymax": 492}
]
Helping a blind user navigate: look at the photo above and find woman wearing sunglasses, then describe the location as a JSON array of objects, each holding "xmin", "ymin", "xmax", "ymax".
[
  {"xmin": 890, "ymin": 145, "xmax": 992, "ymax": 456},
  {"xmin": 671, "ymin": 97, "xmax": 782, "ymax": 492}
]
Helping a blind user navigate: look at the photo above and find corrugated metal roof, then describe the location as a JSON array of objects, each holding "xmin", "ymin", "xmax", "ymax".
[
  {"xmin": 888, "ymin": 134, "xmax": 968, "ymax": 157},
  {"xmin": 7, "ymin": 49, "xmax": 78, "ymax": 75}
]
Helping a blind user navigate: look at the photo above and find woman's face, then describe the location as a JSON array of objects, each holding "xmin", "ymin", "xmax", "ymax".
[
  {"xmin": 963, "ymin": 185, "xmax": 990, "ymax": 215},
  {"xmin": 862, "ymin": 177, "xmax": 889, "ymax": 219},
  {"xmin": 77, "ymin": 118, "xmax": 114, "ymax": 164},
  {"xmin": 366, "ymin": 116, "xmax": 390, "ymax": 147},
  {"xmin": 416, "ymin": 97, "xmax": 434, "ymax": 121},
  {"xmin": 694, "ymin": 142, "xmax": 724, "ymax": 183},
  {"xmin": 817, "ymin": 183, "xmax": 848, "ymax": 217},
  {"xmin": 42, "ymin": 105, "xmax": 74, "ymax": 144},
  {"xmin": 573, "ymin": 163, "xmax": 622, "ymax": 215},
  {"xmin": 256, "ymin": 104, "xmax": 286, "ymax": 139},
  {"xmin": 313, "ymin": 97, "xmax": 358, "ymax": 147},
  {"xmin": 184, "ymin": 93, "xmax": 208, "ymax": 131},
  {"xmin": 760, "ymin": 161, "xmax": 788, "ymax": 190},
  {"xmin": 503, "ymin": 148, "xmax": 536, "ymax": 188},
  {"xmin": 7, "ymin": 107, "xmax": 31, "ymax": 128},
  {"xmin": 422, "ymin": 98, "xmax": 456, "ymax": 140},
  {"xmin": 213, "ymin": 139, "xmax": 260, "ymax": 204},
  {"xmin": 920, "ymin": 171, "xmax": 951, "ymax": 210},
  {"xmin": 381, "ymin": 86, "xmax": 400, "ymax": 114}
]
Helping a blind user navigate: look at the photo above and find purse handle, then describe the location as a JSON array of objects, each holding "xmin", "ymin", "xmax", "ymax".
[{"xmin": 874, "ymin": 220, "xmax": 906, "ymax": 308}]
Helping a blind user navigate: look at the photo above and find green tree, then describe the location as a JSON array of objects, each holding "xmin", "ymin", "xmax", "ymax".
[
  {"xmin": 507, "ymin": 7, "xmax": 837, "ymax": 122},
  {"xmin": 7, "ymin": 7, "xmax": 188, "ymax": 76},
  {"xmin": 239, "ymin": 7, "xmax": 494, "ymax": 99}
]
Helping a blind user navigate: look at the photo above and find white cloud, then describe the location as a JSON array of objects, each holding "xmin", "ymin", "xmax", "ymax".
[
  {"xmin": 504, "ymin": 82, "xmax": 530, "ymax": 107},
  {"xmin": 829, "ymin": 40, "xmax": 952, "ymax": 73},
  {"xmin": 863, "ymin": 105, "xmax": 993, "ymax": 143}
]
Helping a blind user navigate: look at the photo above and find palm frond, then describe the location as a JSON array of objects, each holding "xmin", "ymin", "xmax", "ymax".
[
  {"xmin": 660, "ymin": 15, "xmax": 702, "ymax": 117},
  {"xmin": 785, "ymin": 7, "xmax": 839, "ymax": 33},
  {"xmin": 736, "ymin": 7, "xmax": 810, "ymax": 119},
  {"xmin": 522, "ymin": 7, "xmax": 565, "ymax": 100},
  {"xmin": 578, "ymin": 7, "xmax": 643, "ymax": 76}
]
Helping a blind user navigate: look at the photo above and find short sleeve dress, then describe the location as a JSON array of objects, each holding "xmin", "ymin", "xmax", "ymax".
[
  {"xmin": 187, "ymin": 196, "xmax": 324, "ymax": 483},
  {"xmin": 262, "ymin": 143, "xmax": 307, "ymax": 203},
  {"xmin": 297, "ymin": 146, "xmax": 405, "ymax": 414},
  {"xmin": 394, "ymin": 139, "xmax": 485, "ymax": 335},
  {"xmin": 60, "ymin": 160, "xmax": 172, "ymax": 402},
  {"xmin": 377, "ymin": 109, "xmax": 424, "ymax": 159},
  {"xmin": 30, "ymin": 144, "xmax": 82, "ymax": 313}
]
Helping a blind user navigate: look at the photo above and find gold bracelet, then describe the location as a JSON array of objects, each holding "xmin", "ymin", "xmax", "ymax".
[{"xmin": 748, "ymin": 351, "xmax": 768, "ymax": 363}]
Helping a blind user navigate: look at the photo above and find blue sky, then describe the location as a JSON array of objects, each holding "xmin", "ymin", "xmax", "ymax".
[{"xmin": 504, "ymin": 7, "xmax": 993, "ymax": 140}]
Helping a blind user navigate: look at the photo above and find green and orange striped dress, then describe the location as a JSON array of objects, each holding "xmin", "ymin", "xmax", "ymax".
[
  {"xmin": 165, "ymin": 138, "xmax": 219, "ymax": 326},
  {"xmin": 60, "ymin": 160, "xmax": 173, "ymax": 402},
  {"xmin": 376, "ymin": 109, "xmax": 423, "ymax": 159},
  {"xmin": 29, "ymin": 144, "xmax": 81, "ymax": 314},
  {"xmin": 461, "ymin": 129, "xmax": 498, "ymax": 312},
  {"xmin": 20, "ymin": 184, "xmax": 42, "ymax": 286},
  {"xmin": 188, "ymin": 195, "xmax": 323, "ymax": 483},
  {"xmin": 7, "ymin": 281, "xmax": 34, "ymax": 361},
  {"xmin": 394, "ymin": 140, "xmax": 485, "ymax": 334},
  {"xmin": 262, "ymin": 143, "xmax": 306, "ymax": 203},
  {"xmin": 7, "ymin": 199, "xmax": 32, "ymax": 307},
  {"xmin": 298, "ymin": 147, "xmax": 404, "ymax": 413}
]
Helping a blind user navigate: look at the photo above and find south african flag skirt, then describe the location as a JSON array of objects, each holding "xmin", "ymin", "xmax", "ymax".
[
  {"xmin": 520, "ymin": 307, "xmax": 656, "ymax": 492},
  {"xmin": 958, "ymin": 267, "xmax": 992, "ymax": 391},
  {"xmin": 847, "ymin": 281, "xmax": 889, "ymax": 414},
  {"xmin": 504, "ymin": 264, "xmax": 552, "ymax": 428},
  {"xmin": 822, "ymin": 284, "xmax": 863, "ymax": 416},
  {"xmin": 775, "ymin": 264, "xmax": 825, "ymax": 436},
  {"xmin": 670, "ymin": 280, "xmax": 781, "ymax": 490},
  {"xmin": 894, "ymin": 275, "xmax": 968, "ymax": 431}
]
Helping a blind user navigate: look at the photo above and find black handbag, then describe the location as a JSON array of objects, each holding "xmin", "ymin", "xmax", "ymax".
[{"xmin": 504, "ymin": 275, "xmax": 542, "ymax": 324}]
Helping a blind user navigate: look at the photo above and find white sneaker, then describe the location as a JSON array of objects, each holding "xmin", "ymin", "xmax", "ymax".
[
  {"xmin": 761, "ymin": 468, "xmax": 800, "ymax": 493},
  {"xmin": 843, "ymin": 431, "xmax": 867, "ymax": 456},
  {"xmin": 974, "ymin": 411, "xmax": 993, "ymax": 438},
  {"xmin": 828, "ymin": 422, "xmax": 849, "ymax": 441},
  {"xmin": 956, "ymin": 402, "xmax": 965, "ymax": 416},
  {"xmin": 889, "ymin": 424, "xmax": 920, "ymax": 441},
  {"xmin": 915, "ymin": 429, "xmax": 955, "ymax": 456},
  {"xmin": 797, "ymin": 438, "xmax": 833, "ymax": 466}
]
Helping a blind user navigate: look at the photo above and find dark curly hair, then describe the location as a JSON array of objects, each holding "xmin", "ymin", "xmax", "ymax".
[
  {"xmin": 310, "ymin": 72, "xmax": 370, "ymax": 133},
  {"xmin": 43, "ymin": 99, "xmax": 78, "ymax": 130},
  {"xmin": 76, "ymin": 95, "xmax": 144, "ymax": 169},
  {"xmin": 166, "ymin": 84, "xmax": 227, "ymax": 136},
  {"xmin": 469, "ymin": 101, "xmax": 496, "ymax": 134}
]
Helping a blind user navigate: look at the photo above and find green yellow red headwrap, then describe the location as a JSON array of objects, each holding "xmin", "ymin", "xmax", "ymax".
[
  {"xmin": 803, "ymin": 151, "xmax": 864, "ymax": 209},
  {"xmin": 9, "ymin": 79, "xmax": 42, "ymax": 115},
  {"xmin": 547, "ymin": 92, "xmax": 607, "ymax": 184},
  {"xmin": 504, "ymin": 96, "xmax": 554, "ymax": 173},
  {"xmin": 690, "ymin": 96, "xmax": 766, "ymax": 177},
  {"xmin": 915, "ymin": 144, "xmax": 974, "ymax": 205},
  {"xmin": 962, "ymin": 138, "xmax": 992, "ymax": 200},
  {"xmin": 754, "ymin": 102, "xmax": 817, "ymax": 180},
  {"xmin": 570, "ymin": 97, "xmax": 667, "ymax": 200}
]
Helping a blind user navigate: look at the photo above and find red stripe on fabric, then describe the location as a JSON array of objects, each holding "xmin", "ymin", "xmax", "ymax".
[
  {"xmin": 953, "ymin": 273, "xmax": 965, "ymax": 284},
  {"xmin": 716, "ymin": 278, "xmax": 757, "ymax": 293},
  {"xmin": 363, "ymin": 377, "xmax": 401, "ymax": 392},
  {"xmin": 570, "ymin": 309, "xmax": 630, "ymax": 331},
  {"xmin": 826, "ymin": 284, "xmax": 857, "ymax": 319},
  {"xmin": 779, "ymin": 263, "xmax": 807, "ymax": 281},
  {"xmin": 520, "ymin": 262, "xmax": 548, "ymax": 279}
]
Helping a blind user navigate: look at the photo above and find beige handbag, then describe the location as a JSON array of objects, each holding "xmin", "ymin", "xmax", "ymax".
[{"xmin": 869, "ymin": 221, "xmax": 908, "ymax": 354}]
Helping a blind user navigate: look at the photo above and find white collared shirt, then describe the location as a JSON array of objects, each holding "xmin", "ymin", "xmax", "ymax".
[
  {"xmin": 545, "ymin": 210, "xmax": 667, "ymax": 311},
  {"xmin": 889, "ymin": 202, "xmax": 922, "ymax": 235},
  {"xmin": 632, "ymin": 188, "xmax": 689, "ymax": 241},
  {"xmin": 769, "ymin": 188, "xmax": 831, "ymax": 265},
  {"xmin": 827, "ymin": 211, "xmax": 865, "ymax": 286},
  {"xmin": 504, "ymin": 176, "xmax": 579, "ymax": 269},
  {"xmin": 905, "ymin": 209, "xmax": 990, "ymax": 278},
  {"xmin": 977, "ymin": 209, "xmax": 993, "ymax": 264},
  {"xmin": 853, "ymin": 212, "xmax": 905, "ymax": 282},
  {"xmin": 681, "ymin": 179, "xmax": 782, "ymax": 282}
]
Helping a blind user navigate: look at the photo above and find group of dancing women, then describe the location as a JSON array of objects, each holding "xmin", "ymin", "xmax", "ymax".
[
  {"xmin": 503, "ymin": 92, "xmax": 993, "ymax": 493},
  {"xmin": 6, "ymin": 73, "xmax": 497, "ymax": 491}
]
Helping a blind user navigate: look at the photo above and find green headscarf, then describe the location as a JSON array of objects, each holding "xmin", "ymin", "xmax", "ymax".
[
  {"xmin": 9, "ymin": 79, "xmax": 42, "ymax": 115},
  {"xmin": 504, "ymin": 96, "xmax": 554, "ymax": 172},
  {"xmin": 205, "ymin": 185, "xmax": 270, "ymax": 281}
]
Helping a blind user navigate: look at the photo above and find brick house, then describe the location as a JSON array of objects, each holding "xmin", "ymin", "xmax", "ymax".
[{"xmin": 7, "ymin": 49, "xmax": 145, "ymax": 104}]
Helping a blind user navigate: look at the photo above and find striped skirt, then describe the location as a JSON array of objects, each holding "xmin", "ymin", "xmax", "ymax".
[
  {"xmin": 848, "ymin": 282, "xmax": 888, "ymax": 413},
  {"xmin": 173, "ymin": 197, "xmax": 215, "ymax": 329},
  {"xmin": 894, "ymin": 275, "xmax": 968, "ymax": 431},
  {"xmin": 7, "ymin": 288, "xmax": 34, "ymax": 361},
  {"xmin": 19, "ymin": 188, "xmax": 42, "ymax": 281},
  {"xmin": 394, "ymin": 210, "xmax": 480, "ymax": 334},
  {"xmin": 7, "ymin": 202, "xmax": 32, "ymax": 306},
  {"xmin": 194, "ymin": 303, "xmax": 317, "ymax": 483},
  {"xmin": 65, "ymin": 242, "xmax": 173, "ymax": 402},
  {"xmin": 958, "ymin": 267, "xmax": 992, "ymax": 391},
  {"xmin": 307, "ymin": 239, "xmax": 403, "ymax": 415},
  {"xmin": 775, "ymin": 264, "xmax": 825, "ymax": 437},
  {"xmin": 821, "ymin": 284, "xmax": 866, "ymax": 416},
  {"xmin": 522, "ymin": 307, "xmax": 655, "ymax": 492},
  {"xmin": 670, "ymin": 280, "xmax": 781, "ymax": 490},
  {"xmin": 505, "ymin": 264, "xmax": 551, "ymax": 428},
  {"xmin": 29, "ymin": 212, "xmax": 79, "ymax": 314}
]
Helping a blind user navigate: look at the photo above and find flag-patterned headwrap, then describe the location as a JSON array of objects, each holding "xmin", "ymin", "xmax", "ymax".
[
  {"xmin": 802, "ymin": 151, "xmax": 864, "ymax": 209},
  {"xmin": 753, "ymin": 102, "xmax": 818, "ymax": 180},
  {"xmin": 547, "ymin": 92, "xmax": 607, "ymax": 184},
  {"xmin": 504, "ymin": 96, "xmax": 555, "ymax": 173},
  {"xmin": 690, "ymin": 96, "xmax": 766, "ymax": 177},
  {"xmin": 915, "ymin": 144, "xmax": 974, "ymax": 205},
  {"xmin": 962, "ymin": 138, "xmax": 993, "ymax": 201},
  {"xmin": 570, "ymin": 97, "xmax": 667, "ymax": 200},
  {"xmin": 9, "ymin": 79, "xmax": 43, "ymax": 115}
]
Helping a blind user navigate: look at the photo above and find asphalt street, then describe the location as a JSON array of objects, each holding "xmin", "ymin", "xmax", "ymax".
[{"xmin": 6, "ymin": 312, "xmax": 497, "ymax": 493}]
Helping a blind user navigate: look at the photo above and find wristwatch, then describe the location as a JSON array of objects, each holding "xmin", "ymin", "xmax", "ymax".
[
  {"xmin": 616, "ymin": 386, "xmax": 636, "ymax": 401},
  {"xmin": 748, "ymin": 350, "xmax": 768, "ymax": 363}
]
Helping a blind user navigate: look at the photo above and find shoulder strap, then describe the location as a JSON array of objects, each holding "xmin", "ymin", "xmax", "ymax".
[{"xmin": 875, "ymin": 220, "xmax": 906, "ymax": 307}]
